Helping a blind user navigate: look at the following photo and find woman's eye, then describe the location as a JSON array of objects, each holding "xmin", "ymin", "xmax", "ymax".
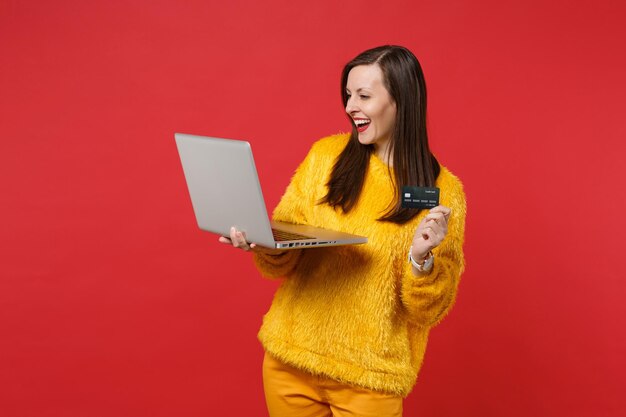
[{"xmin": 360, "ymin": 95, "xmax": 370, "ymax": 99}]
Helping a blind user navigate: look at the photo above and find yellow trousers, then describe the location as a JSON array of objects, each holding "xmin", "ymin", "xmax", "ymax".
[{"xmin": 262, "ymin": 353, "xmax": 403, "ymax": 417}]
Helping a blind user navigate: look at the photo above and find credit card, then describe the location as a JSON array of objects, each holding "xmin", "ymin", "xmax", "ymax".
[{"xmin": 401, "ymin": 186, "xmax": 440, "ymax": 209}]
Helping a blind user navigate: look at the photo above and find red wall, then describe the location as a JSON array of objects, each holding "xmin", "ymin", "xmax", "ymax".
[{"xmin": 1, "ymin": 1, "xmax": 625, "ymax": 416}]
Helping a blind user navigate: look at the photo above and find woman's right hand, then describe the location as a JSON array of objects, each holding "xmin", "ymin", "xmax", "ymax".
[
  {"xmin": 218, "ymin": 227, "xmax": 256, "ymax": 251},
  {"xmin": 218, "ymin": 227, "xmax": 288, "ymax": 256}
]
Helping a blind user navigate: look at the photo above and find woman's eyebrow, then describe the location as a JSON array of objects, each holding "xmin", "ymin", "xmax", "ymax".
[{"xmin": 346, "ymin": 87, "xmax": 372, "ymax": 93}]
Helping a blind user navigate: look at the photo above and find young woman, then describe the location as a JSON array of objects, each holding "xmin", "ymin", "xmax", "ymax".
[{"xmin": 220, "ymin": 45, "xmax": 466, "ymax": 417}]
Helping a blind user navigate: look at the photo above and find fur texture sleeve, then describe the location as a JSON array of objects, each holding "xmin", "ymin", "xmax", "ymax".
[
  {"xmin": 400, "ymin": 172, "xmax": 467, "ymax": 328},
  {"xmin": 253, "ymin": 249, "xmax": 303, "ymax": 279},
  {"xmin": 252, "ymin": 143, "xmax": 320, "ymax": 278}
]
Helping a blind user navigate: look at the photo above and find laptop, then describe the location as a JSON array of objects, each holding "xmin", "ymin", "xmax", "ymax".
[{"xmin": 174, "ymin": 133, "xmax": 368, "ymax": 249}]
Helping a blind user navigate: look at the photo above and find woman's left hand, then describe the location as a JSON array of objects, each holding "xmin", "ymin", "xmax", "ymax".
[{"xmin": 410, "ymin": 205, "xmax": 451, "ymax": 262}]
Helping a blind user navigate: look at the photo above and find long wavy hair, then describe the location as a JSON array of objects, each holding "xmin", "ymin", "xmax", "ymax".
[{"xmin": 320, "ymin": 45, "xmax": 440, "ymax": 224}]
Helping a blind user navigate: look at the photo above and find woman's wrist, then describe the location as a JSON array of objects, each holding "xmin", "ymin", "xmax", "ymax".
[
  {"xmin": 408, "ymin": 246, "xmax": 434, "ymax": 272},
  {"xmin": 410, "ymin": 246, "xmax": 429, "ymax": 264}
]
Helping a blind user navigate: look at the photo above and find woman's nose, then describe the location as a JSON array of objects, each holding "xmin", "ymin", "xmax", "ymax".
[{"xmin": 345, "ymin": 97, "xmax": 358, "ymax": 114}]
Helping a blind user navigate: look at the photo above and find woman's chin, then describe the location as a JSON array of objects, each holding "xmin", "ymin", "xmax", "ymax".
[{"xmin": 357, "ymin": 133, "xmax": 373, "ymax": 146}]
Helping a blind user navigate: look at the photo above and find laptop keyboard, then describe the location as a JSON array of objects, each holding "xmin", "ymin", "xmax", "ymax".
[{"xmin": 272, "ymin": 229, "xmax": 315, "ymax": 241}]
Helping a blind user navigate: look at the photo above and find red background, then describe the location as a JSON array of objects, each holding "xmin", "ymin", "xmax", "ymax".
[{"xmin": 1, "ymin": 1, "xmax": 625, "ymax": 416}]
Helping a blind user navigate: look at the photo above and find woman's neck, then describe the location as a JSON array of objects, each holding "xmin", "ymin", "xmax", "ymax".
[{"xmin": 375, "ymin": 144, "xmax": 393, "ymax": 167}]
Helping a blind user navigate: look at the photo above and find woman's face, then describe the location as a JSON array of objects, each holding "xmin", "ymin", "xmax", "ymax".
[{"xmin": 345, "ymin": 64, "xmax": 397, "ymax": 157}]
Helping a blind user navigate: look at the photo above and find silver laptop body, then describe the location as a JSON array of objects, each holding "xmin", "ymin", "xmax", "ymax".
[{"xmin": 174, "ymin": 133, "xmax": 368, "ymax": 249}]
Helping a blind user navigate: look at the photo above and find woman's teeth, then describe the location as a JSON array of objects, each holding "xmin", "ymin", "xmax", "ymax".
[{"xmin": 355, "ymin": 119, "xmax": 370, "ymax": 132}]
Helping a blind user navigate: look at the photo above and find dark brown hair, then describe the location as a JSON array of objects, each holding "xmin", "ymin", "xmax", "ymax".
[{"xmin": 320, "ymin": 45, "xmax": 440, "ymax": 224}]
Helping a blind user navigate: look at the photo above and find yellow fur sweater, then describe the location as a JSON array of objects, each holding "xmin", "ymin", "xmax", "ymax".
[{"xmin": 253, "ymin": 133, "xmax": 466, "ymax": 397}]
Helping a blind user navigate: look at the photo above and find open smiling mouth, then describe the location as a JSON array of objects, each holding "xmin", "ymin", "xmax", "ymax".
[{"xmin": 354, "ymin": 119, "xmax": 371, "ymax": 132}]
